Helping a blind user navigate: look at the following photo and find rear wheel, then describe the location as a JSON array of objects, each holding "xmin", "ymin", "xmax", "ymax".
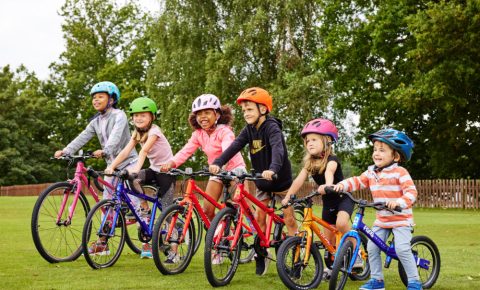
[
  {"xmin": 276, "ymin": 236, "xmax": 323, "ymax": 290},
  {"xmin": 152, "ymin": 204, "xmax": 195, "ymax": 275},
  {"xmin": 82, "ymin": 199, "xmax": 126, "ymax": 269},
  {"xmin": 204, "ymin": 207, "xmax": 241, "ymax": 287},
  {"xmin": 31, "ymin": 182, "xmax": 90, "ymax": 263},
  {"xmin": 398, "ymin": 235, "xmax": 441, "ymax": 289},
  {"xmin": 329, "ymin": 240, "xmax": 354, "ymax": 290}
]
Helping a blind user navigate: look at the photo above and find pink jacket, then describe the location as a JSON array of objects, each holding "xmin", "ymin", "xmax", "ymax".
[{"xmin": 172, "ymin": 125, "xmax": 246, "ymax": 171}]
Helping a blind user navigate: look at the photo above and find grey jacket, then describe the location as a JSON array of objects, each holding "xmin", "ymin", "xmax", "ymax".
[{"xmin": 63, "ymin": 108, "xmax": 137, "ymax": 169}]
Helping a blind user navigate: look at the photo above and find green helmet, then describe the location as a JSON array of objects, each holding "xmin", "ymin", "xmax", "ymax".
[{"xmin": 128, "ymin": 97, "xmax": 158, "ymax": 115}]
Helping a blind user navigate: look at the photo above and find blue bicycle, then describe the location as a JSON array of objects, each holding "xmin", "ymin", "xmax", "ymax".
[
  {"xmin": 81, "ymin": 170, "xmax": 174, "ymax": 269},
  {"xmin": 326, "ymin": 187, "xmax": 440, "ymax": 290}
]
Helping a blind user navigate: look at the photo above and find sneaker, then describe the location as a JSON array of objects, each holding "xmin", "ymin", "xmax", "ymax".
[
  {"xmin": 322, "ymin": 268, "xmax": 332, "ymax": 281},
  {"xmin": 212, "ymin": 253, "xmax": 224, "ymax": 265},
  {"xmin": 255, "ymin": 250, "xmax": 272, "ymax": 276},
  {"xmin": 359, "ymin": 279, "xmax": 385, "ymax": 290},
  {"xmin": 88, "ymin": 242, "xmax": 110, "ymax": 256},
  {"xmin": 164, "ymin": 250, "xmax": 180, "ymax": 264},
  {"xmin": 407, "ymin": 280, "xmax": 423, "ymax": 290},
  {"xmin": 140, "ymin": 243, "xmax": 153, "ymax": 259},
  {"xmin": 286, "ymin": 263, "xmax": 302, "ymax": 279},
  {"xmin": 353, "ymin": 251, "xmax": 364, "ymax": 270}
]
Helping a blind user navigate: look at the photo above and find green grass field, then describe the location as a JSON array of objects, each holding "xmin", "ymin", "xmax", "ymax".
[{"xmin": 1, "ymin": 196, "xmax": 479, "ymax": 289}]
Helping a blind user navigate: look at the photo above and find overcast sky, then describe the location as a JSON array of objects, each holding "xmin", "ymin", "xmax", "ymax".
[{"xmin": 0, "ymin": 0, "xmax": 160, "ymax": 80}]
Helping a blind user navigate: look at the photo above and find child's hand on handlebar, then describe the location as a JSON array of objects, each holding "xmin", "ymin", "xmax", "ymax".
[
  {"xmin": 317, "ymin": 185, "xmax": 326, "ymax": 195},
  {"xmin": 161, "ymin": 161, "xmax": 175, "ymax": 172},
  {"xmin": 104, "ymin": 167, "xmax": 114, "ymax": 175},
  {"xmin": 209, "ymin": 164, "xmax": 221, "ymax": 174},
  {"xmin": 93, "ymin": 149, "xmax": 104, "ymax": 158},
  {"xmin": 262, "ymin": 170, "xmax": 275, "ymax": 180},
  {"xmin": 54, "ymin": 150, "xmax": 64, "ymax": 158},
  {"xmin": 333, "ymin": 183, "xmax": 344, "ymax": 192},
  {"xmin": 281, "ymin": 195, "xmax": 290, "ymax": 206},
  {"xmin": 386, "ymin": 200, "xmax": 400, "ymax": 210}
]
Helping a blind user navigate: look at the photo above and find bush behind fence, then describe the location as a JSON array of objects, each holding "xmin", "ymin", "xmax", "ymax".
[{"xmin": 1, "ymin": 179, "xmax": 479, "ymax": 209}]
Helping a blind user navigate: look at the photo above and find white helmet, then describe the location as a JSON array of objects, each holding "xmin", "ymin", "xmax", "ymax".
[{"xmin": 191, "ymin": 94, "xmax": 221, "ymax": 113}]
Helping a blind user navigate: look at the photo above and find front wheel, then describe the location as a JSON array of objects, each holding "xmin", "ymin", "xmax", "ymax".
[
  {"xmin": 31, "ymin": 182, "xmax": 90, "ymax": 263},
  {"xmin": 349, "ymin": 233, "xmax": 371, "ymax": 281},
  {"xmin": 276, "ymin": 236, "xmax": 323, "ymax": 290},
  {"xmin": 398, "ymin": 235, "xmax": 441, "ymax": 289},
  {"xmin": 82, "ymin": 199, "xmax": 126, "ymax": 269},
  {"xmin": 204, "ymin": 207, "xmax": 241, "ymax": 287},
  {"xmin": 329, "ymin": 240, "xmax": 354, "ymax": 290},
  {"xmin": 152, "ymin": 204, "xmax": 195, "ymax": 275}
]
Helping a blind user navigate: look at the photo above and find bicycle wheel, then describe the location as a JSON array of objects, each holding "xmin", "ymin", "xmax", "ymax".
[
  {"xmin": 204, "ymin": 207, "xmax": 242, "ymax": 287},
  {"xmin": 276, "ymin": 236, "xmax": 323, "ymax": 290},
  {"xmin": 329, "ymin": 240, "xmax": 354, "ymax": 290},
  {"xmin": 152, "ymin": 204, "xmax": 195, "ymax": 275},
  {"xmin": 349, "ymin": 233, "xmax": 371, "ymax": 281},
  {"xmin": 398, "ymin": 235, "xmax": 441, "ymax": 289},
  {"xmin": 31, "ymin": 182, "xmax": 90, "ymax": 263},
  {"xmin": 124, "ymin": 185, "xmax": 160, "ymax": 254},
  {"xmin": 82, "ymin": 199, "xmax": 126, "ymax": 269}
]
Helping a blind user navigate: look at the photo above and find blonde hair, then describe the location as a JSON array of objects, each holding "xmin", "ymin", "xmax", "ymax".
[
  {"xmin": 132, "ymin": 129, "xmax": 149, "ymax": 143},
  {"xmin": 303, "ymin": 134, "xmax": 334, "ymax": 175}
]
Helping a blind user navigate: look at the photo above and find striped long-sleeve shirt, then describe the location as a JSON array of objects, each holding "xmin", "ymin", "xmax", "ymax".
[{"xmin": 339, "ymin": 163, "xmax": 417, "ymax": 228}]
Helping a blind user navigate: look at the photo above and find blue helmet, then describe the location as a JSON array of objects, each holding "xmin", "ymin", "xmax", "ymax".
[
  {"xmin": 368, "ymin": 128, "xmax": 414, "ymax": 161},
  {"xmin": 90, "ymin": 81, "xmax": 120, "ymax": 105}
]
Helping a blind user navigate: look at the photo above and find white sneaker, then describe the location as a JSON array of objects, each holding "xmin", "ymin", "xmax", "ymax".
[
  {"xmin": 212, "ymin": 253, "xmax": 224, "ymax": 265},
  {"xmin": 353, "ymin": 251, "xmax": 364, "ymax": 269},
  {"xmin": 164, "ymin": 250, "xmax": 180, "ymax": 264}
]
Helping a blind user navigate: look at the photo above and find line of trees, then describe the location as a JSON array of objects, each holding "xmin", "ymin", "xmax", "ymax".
[{"xmin": 1, "ymin": 0, "xmax": 478, "ymax": 186}]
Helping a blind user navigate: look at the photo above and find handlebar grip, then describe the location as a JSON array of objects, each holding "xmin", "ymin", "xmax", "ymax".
[
  {"xmin": 272, "ymin": 173, "xmax": 278, "ymax": 180},
  {"xmin": 394, "ymin": 206, "xmax": 402, "ymax": 212},
  {"xmin": 87, "ymin": 168, "xmax": 99, "ymax": 178},
  {"xmin": 324, "ymin": 186, "xmax": 336, "ymax": 195}
]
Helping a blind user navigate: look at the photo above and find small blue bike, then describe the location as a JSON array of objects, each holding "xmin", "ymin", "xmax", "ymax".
[
  {"xmin": 326, "ymin": 187, "xmax": 440, "ymax": 290},
  {"xmin": 81, "ymin": 170, "xmax": 177, "ymax": 269}
]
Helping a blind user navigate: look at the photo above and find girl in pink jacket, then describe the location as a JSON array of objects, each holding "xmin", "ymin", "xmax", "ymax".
[{"xmin": 162, "ymin": 94, "xmax": 246, "ymax": 221}]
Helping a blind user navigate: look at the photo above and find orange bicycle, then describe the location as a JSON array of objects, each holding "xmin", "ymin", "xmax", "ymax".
[{"xmin": 276, "ymin": 191, "xmax": 370, "ymax": 290}]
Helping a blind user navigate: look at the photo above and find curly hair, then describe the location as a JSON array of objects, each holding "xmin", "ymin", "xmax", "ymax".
[{"xmin": 188, "ymin": 105, "xmax": 234, "ymax": 130}]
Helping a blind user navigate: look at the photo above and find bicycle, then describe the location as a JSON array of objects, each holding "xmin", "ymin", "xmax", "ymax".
[
  {"xmin": 152, "ymin": 168, "xmax": 256, "ymax": 275},
  {"xmin": 31, "ymin": 153, "xmax": 138, "ymax": 262},
  {"xmin": 81, "ymin": 169, "xmax": 166, "ymax": 269},
  {"xmin": 276, "ymin": 191, "xmax": 370, "ymax": 290},
  {"xmin": 326, "ymin": 187, "xmax": 441, "ymax": 290},
  {"xmin": 203, "ymin": 171, "xmax": 301, "ymax": 287}
]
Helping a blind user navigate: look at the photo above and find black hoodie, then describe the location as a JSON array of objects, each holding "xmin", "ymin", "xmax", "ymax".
[{"xmin": 213, "ymin": 116, "xmax": 292, "ymax": 192}]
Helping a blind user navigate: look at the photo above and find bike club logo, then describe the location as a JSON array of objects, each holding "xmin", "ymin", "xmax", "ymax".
[{"xmin": 251, "ymin": 139, "xmax": 265, "ymax": 154}]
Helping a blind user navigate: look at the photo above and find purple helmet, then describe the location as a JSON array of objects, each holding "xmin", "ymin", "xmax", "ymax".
[
  {"xmin": 191, "ymin": 94, "xmax": 221, "ymax": 113},
  {"xmin": 301, "ymin": 118, "xmax": 339, "ymax": 142}
]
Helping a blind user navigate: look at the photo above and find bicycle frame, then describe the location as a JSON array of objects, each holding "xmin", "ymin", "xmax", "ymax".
[
  {"xmin": 337, "ymin": 206, "xmax": 431, "ymax": 273},
  {"xmin": 57, "ymin": 160, "xmax": 114, "ymax": 225},
  {"xmin": 229, "ymin": 182, "xmax": 284, "ymax": 250}
]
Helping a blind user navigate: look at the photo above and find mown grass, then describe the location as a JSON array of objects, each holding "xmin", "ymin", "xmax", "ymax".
[{"xmin": 1, "ymin": 196, "xmax": 479, "ymax": 289}]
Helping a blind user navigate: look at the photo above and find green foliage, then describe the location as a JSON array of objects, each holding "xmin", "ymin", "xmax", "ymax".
[{"xmin": 318, "ymin": 0, "xmax": 480, "ymax": 178}]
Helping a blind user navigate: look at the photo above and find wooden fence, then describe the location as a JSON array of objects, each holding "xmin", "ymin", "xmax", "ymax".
[{"xmin": 1, "ymin": 179, "xmax": 479, "ymax": 209}]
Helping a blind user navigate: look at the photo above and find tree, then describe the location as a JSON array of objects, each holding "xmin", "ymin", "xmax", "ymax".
[
  {"xmin": 148, "ymin": 0, "xmax": 331, "ymax": 171},
  {"xmin": 317, "ymin": 0, "xmax": 480, "ymax": 178}
]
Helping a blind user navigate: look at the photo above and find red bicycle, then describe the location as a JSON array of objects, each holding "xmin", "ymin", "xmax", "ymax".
[
  {"xmin": 203, "ymin": 171, "xmax": 302, "ymax": 287},
  {"xmin": 152, "ymin": 168, "xmax": 256, "ymax": 275}
]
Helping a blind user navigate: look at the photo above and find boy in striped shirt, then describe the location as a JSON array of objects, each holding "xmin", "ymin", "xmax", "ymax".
[{"xmin": 333, "ymin": 128, "xmax": 422, "ymax": 290}]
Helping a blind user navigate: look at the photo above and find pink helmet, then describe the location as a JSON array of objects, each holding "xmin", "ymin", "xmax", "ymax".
[
  {"xmin": 191, "ymin": 94, "xmax": 221, "ymax": 113},
  {"xmin": 301, "ymin": 118, "xmax": 338, "ymax": 142}
]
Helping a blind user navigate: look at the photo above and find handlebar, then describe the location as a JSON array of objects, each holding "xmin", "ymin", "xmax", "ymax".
[
  {"xmin": 51, "ymin": 152, "xmax": 95, "ymax": 162},
  {"xmin": 324, "ymin": 186, "xmax": 402, "ymax": 212},
  {"xmin": 282, "ymin": 191, "xmax": 321, "ymax": 209}
]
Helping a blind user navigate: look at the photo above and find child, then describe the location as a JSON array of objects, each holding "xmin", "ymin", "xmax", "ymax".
[
  {"xmin": 54, "ymin": 81, "xmax": 137, "ymax": 172},
  {"xmin": 161, "ymin": 93, "xmax": 246, "ymax": 223},
  {"xmin": 209, "ymin": 87, "xmax": 297, "ymax": 276},
  {"xmin": 331, "ymin": 128, "xmax": 421, "ymax": 290},
  {"xmin": 281, "ymin": 118, "xmax": 362, "ymax": 276},
  {"xmin": 105, "ymin": 97, "xmax": 175, "ymax": 259}
]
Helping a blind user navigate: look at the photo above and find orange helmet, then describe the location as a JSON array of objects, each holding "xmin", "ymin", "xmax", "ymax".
[{"xmin": 236, "ymin": 87, "xmax": 273, "ymax": 112}]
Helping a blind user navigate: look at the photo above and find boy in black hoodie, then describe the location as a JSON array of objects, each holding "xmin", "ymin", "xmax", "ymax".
[{"xmin": 209, "ymin": 87, "xmax": 297, "ymax": 276}]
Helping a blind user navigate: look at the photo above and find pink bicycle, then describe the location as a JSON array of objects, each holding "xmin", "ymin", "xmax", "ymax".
[{"xmin": 31, "ymin": 153, "xmax": 155, "ymax": 263}]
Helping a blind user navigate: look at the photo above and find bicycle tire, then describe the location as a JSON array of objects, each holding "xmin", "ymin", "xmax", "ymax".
[
  {"xmin": 31, "ymin": 182, "xmax": 90, "ymax": 263},
  {"xmin": 329, "ymin": 240, "xmax": 354, "ymax": 290},
  {"xmin": 191, "ymin": 206, "xmax": 203, "ymax": 255},
  {"xmin": 204, "ymin": 207, "xmax": 242, "ymax": 287},
  {"xmin": 348, "ymin": 232, "xmax": 371, "ymax": 281},
  {"xmin": 152, "ymin": 204, "xmax": 195, "ymax": 275},
  {"xmin": 82, "ymin": 199, "xmax": 126, "ymax": 269},
  {"xmin": 398, "ymin": 235, "xmax": 441, "ymax": 289},
  {"xmin": 124, "ymin": 184, "xmax": 160, "ymax": 254},
  {"xmin": 276, "ymin": 236, "xmax": 324, "ymax": 290}
]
